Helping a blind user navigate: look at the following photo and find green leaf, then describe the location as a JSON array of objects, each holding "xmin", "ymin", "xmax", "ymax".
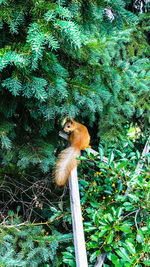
[
  {"xmin": 147, "ymin": 218, "xmax": 150, "ymax": 230},
  {"xmin": 116, "ymin": 207, "xmax": 123, "ymax": 218},
  {"xmin": 49, "ymin": 214, "xmax": 58, "ymax": 221},
  {"xmin": 136, "ymin": 228, "xmax": 144, "ymax": 243},
  {"xmin": 117, "ymin": 161, "xmax": 129, "ymax": 169},
  {"xmin": 108, "ymin": 151, "xmax": 114, "ymax": 165},
  {"xmin": 84, "ymin": 225, "xmax": 97, "ymax": 232},
  {"xmin": 98, "ymin": 145, "xmax": 104, "ymax": 161},
  {"xmin": 1, "ymin": 136, "xmax": 12, "ymax": 150},
  {"xmin": 99, "ymin": 224, "xmax": 111, "ymax": 231},
  {"xmin": 66, "ymin": 246, "xmax": 74, "ymax": 253},
  {"xmin": 119, "ymin": 224, "xmax": 131, "ymax": 233},
  {"xmin": 98, "ymin": 230, "xmax": 108, "ymax": 237},
  {"xmin": 50, "ymin": 207, "xmax": 58, "ymax": 213},
  {"xmin": 90, "ymin": 202, "xmax": 100, "ymax": 208},
  {"xmin": 141, "ymin": 226, "xmax": 148, "ymax": 232},
  {"xmin": 116, "ymin": 195, "xmax": 126, "ymax": 202},
  {"xmin": 116, "ymin": 247, "xmax": 132, "ymax": 262},
  {"xmin": 90, "ymin": 250, "xmax": 100, "ymax": 263},
  {"xmin": 125, "ymin": 241, "xmax": 136, "ymax": 255},
  {"xmin": 91, "ymin": 234, "xmax": 99, "ymax": 242},
  {"xmin": 143, "ymin": 260, "xmax": 150, "ymax": 266},
  {"xmin": 106, "ymin": 213, "xmax": 114, "ymax": 222},
  {"xmin": 63, "ymin": 259, "xmax": 75, "ymax": 267},
  {"xmin": 128, "ymin": 194, "xmax": 140, "ymax": 202},
  {"xmin": 108, "ymin": 253, "xmax": 121, "ymax": 266},
  {"xmin": 62, "ymin": 252, "xmax": 74, "ymax": 259},
  {"xmin": 106, "ymin": 231, "xmax": 114, "ymax": 244},
  {"xmin": 78, "ymin": 156, "xmax": 87, "ymax": 160},
  {"xmin": 136, "ymin": 150, "xmax": 140, "ymax": 159},
  {"xmin": 123, "ymin": 202, "xmax": 135, "ymax": 211},
  {"xmin": 112, "ymin": 207, "xmax": 116, "ymax": 217},
  {"xmin": 86, "ymin": 207, "xmax": 94, "ymax": 214}
]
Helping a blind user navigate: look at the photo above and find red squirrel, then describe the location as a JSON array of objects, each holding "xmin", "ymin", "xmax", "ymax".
[{"xmin": 54, "ymin": 118, "xmax": 90, "ymax": 186}]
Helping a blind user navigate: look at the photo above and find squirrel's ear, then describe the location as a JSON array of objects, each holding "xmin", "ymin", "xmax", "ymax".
[
  {"xmin": 61, "ymin": 117, "xmax": 73, "ymax": 127},
  {"xmin": 66, "ymin": 118, "xmax": 73, "ymax": 123}
]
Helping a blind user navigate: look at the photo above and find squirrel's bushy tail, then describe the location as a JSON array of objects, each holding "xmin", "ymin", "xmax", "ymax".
[{"xmin": 54, "ymin": 147, "xmax": 80, "ymax": 186}]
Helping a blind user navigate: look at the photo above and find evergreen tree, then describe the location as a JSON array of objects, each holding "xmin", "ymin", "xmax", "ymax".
[
  {"xmin": 0, "ymin": 0, "xmax": 149, "ymax": 172},
  {"xmin": 0, "ymin": 2, "xmax": 150, "ymax": 265}
]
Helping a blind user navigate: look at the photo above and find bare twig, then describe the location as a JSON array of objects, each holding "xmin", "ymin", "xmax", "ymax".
[
  {"xmin": 134, "ymin": 208, "xmax": 141, "ymax": 231},
  {"xmin": 0, "ymin": 172, "xmax": 57, "ymax": 222},
  {"xmin": 122, "ymin": 209, "xmax": 138, "ymax": 220}
]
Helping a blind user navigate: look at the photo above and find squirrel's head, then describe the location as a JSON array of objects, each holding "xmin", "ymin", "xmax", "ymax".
[{"xmin": 63, "ymin": 118, "xmax": 75, "ymax": 133}]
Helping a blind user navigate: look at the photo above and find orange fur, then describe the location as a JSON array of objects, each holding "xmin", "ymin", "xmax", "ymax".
[{"xmin": 54, "ymin": 119, "xmax": 90, "ymax": 186}]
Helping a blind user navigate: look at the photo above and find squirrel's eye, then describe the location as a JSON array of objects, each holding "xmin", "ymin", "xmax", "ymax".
[{"xmin": 68, "ymin": 125, "xmax": 70, "ymax": 128}]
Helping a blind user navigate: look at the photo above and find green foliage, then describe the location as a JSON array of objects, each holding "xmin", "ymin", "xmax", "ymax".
[
  {"xmin": 0, "ymin": 212, "xmax": 73, "ymax": 267},
  {"xmin": 0, "ymin": 164, "xmax": 73, "ymax": 266},
  {"xmin": 0, "ymin": 1, "xmax": 150, "ymax": 266},
  {"xmin": 50, "ymin": 143, "xmax": 150, "ymax": 266},
  {"xmin": 0, "ymin": 0, "xmax": 149, "ymax": 171},
  {"xmin": 0, "ymin": 140, "xmax": 150, "ymax": 266},
  {"xmin": 81, "ymin": 146, "xmax": 150, "ymax": 266}
]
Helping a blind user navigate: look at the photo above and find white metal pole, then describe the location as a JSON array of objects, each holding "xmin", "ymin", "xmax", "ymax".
[{"xmin": 69, "ymin": 168, "xmax": 88, "ymax": 267}]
